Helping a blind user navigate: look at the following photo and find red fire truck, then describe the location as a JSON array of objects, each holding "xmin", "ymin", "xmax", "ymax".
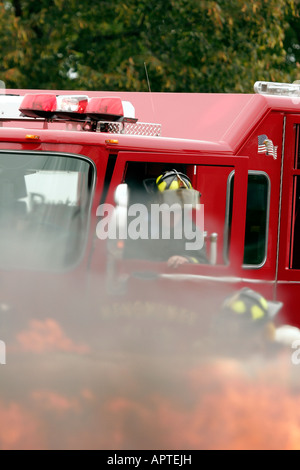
[{"xmin": 0, "ymin": 81, "xmax": 300, "ymax": 330}]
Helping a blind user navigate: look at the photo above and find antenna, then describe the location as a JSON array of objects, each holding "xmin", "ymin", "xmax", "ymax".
[
  {"xmin": 144, "ymin": 62, "xmax": 152, "ymax": 93},
  {"xmin": 144, "ymin": 62, "xmax": 156, "ymax": 120}
]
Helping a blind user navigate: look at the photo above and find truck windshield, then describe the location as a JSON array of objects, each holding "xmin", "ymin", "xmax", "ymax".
[{"xmin": 0, "ymin": 152, "xmax": 94, "ymax": 271}]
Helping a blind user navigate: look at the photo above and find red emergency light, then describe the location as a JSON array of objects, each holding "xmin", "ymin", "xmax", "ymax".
[
  {"xmin": 19, "ymin": 93, "xmax": 57, "ymax": 118},
  {"xmin": 86, "ymin": 97, "xmax": 124, "ymax": 121}
]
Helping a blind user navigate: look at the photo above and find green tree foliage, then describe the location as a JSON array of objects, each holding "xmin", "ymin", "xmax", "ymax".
[{"xmin": 0, "ymin": 0, "xmax": 299, "ymax": 92}]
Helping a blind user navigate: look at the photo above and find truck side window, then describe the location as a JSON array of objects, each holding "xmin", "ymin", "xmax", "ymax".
[
  {"xmin": 123, "ymin": 161, "xmax": 233, "ymax": 266},
  {"xmin": 227, "ymin": 172, "xmax": 270, "ymax": 267},
  {"xmin": 295, "ymin": 124, "xmax": 300, "ymax": 169},
  {"xmin": 290, "ymin": 176, "xmax": 300, "ymax": 268},
  {"xmin": 289, "ymin": 126, "xmax": 300, "ymax": 269},
  {"xmin": 122, "ymin": 161, "xmax": 208, "ymax": 265}
]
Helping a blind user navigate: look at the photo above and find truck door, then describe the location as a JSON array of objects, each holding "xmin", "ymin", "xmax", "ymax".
[
  {"xmin": 277, "ymin": 115, "xmax": 300, "ymax": 327},
  {"xmin": 100, "ymin": 151, "xmax": 248, "ymax": 321}
]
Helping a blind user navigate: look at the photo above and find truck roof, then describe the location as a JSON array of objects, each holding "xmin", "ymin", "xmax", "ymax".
[{"xmin": 2, "ymin": 88, "xmax": 300, "ymax": 153}]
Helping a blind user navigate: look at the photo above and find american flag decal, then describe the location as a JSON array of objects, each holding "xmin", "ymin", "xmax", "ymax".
[{"xmin": 258, "ymin": 134, "xmax": 278, "ymax": 159}]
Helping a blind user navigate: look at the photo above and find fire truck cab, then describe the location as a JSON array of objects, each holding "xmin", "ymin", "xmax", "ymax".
[{"xmin": 1, "ymin": 82, "xmax": 300, "ymax": 328}]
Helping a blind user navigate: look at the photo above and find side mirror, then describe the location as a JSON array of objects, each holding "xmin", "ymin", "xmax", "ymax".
[
  {"xmin": 106, "ymin": 183, "xmax": 130, "ymax": 295},
  {"xmin": 114, "ymin": 183, "xmax": 129, "ymax": 207},
  {"xmin": 107, "ymin": 184, "xmax": 129, "ymax": 258}
]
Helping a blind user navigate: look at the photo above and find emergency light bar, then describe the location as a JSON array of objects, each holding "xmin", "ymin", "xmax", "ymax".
[
  {"xmin": 254, "ymin": 81, "xmax": 300, "ymax": 97},
  {"xmin": 19, "ymin": 93, "xmax": 136, "ymax": 122},
  {"xmin": 0, "ymin": 93, "xmax": 161, "ymax": 136}
]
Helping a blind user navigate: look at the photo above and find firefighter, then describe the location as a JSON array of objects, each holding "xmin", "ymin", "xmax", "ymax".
[
  {"xmin": 218, "ymin": 288, "xmax": 279, "ymax": 338},
  {"xmin": 155, "ymin": 169, "xmax": 208, "ymax": 267},
  {"xmin": 211, "ymin": 287, "xmax": 300, "ymax": 357},
  {"xmin": 125, "ymin": 169, "xmax": 208, "ymax": 267}
]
